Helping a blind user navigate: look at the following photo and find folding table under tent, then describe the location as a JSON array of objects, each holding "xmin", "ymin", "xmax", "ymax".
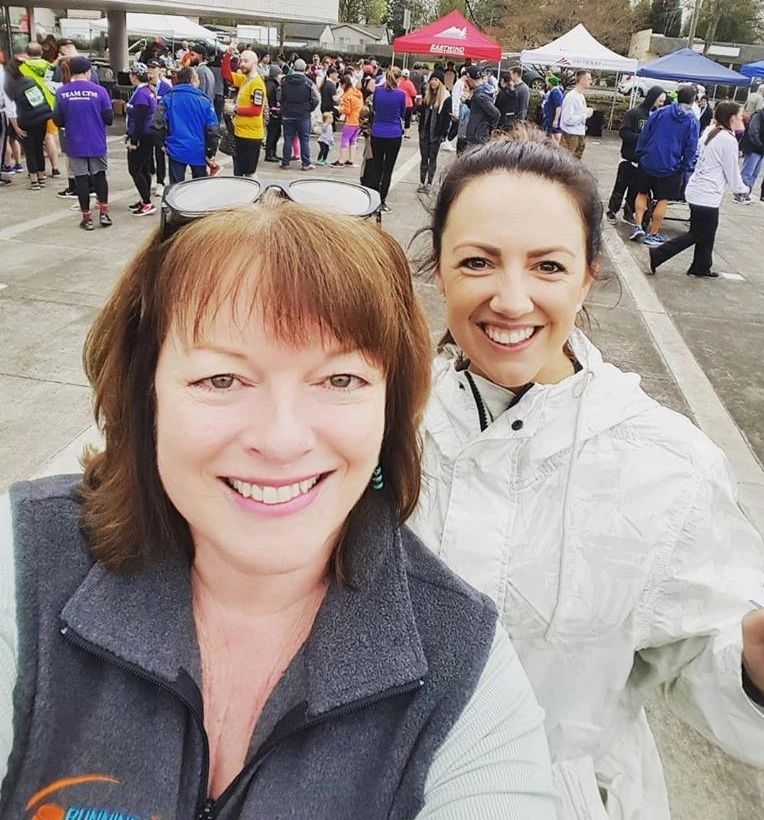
[
  {"xmin": 391, "ymin": 10, "xmax": 502, "ymax": 63},
  {"xmin": 520, "ymin": 24, "xmax": 637, "ymax": 129},
  {"xmin": 738, "ymin": 60, "xmax": 764, "ymax": 79}
]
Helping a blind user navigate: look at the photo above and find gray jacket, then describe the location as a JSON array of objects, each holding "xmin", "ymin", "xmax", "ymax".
[
  {"xmin": 195, "ymin": 62, "xmax": 216, "ymax": 104},
  {"xmin": 1, "ymin": 476, "xmax": 499, "ymax": 819}
]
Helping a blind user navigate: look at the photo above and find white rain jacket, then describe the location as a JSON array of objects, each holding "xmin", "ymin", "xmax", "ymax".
[{"xmin": 409, "ymin": 329, "xmax": 764, "ymax": 820}]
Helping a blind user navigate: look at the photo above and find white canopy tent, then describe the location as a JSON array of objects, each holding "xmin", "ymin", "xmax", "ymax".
[
  {"xmin": 63, "ymin": 13, "xmax": 219, "ymax": 45},
  {"xmin": 520, "ymin": 24, "xmax": 636, "ymax": 73},
  {"xmin": 520, "ymin": 25, "xmax": 637, "ymax": 130}
]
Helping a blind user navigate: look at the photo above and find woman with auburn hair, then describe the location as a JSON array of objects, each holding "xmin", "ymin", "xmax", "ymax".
[
  {"xmin": 410, "ymin": 133, "xmax": 764, "ymax": 819},
  {"xmin": 0, "ymin": 180, "xmax": 556, "ymax": 819}
]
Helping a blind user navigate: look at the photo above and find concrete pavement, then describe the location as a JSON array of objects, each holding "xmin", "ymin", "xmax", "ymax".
[{"xmin": 1, "ymin": 128, "xmax": 763, "ymax": 817}]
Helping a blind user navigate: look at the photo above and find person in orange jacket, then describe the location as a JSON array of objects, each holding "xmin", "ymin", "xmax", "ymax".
[{"xmin": 333, "ymin": 76, "xmax": 363, "ymax": 167}]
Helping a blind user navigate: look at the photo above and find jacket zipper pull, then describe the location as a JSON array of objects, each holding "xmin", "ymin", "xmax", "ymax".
[{"xmin": 197, "ymin": 797, "xmax": 215, "ymax": 819}]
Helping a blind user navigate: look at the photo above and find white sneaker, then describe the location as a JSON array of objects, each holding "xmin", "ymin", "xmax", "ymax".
[
  {"xmin": 153, "ymin": 183, "xmax": 164, "ymax": 197},
  {"xmin": 442, "ymin": 140, "xmax": 456, "ymax": 152}
]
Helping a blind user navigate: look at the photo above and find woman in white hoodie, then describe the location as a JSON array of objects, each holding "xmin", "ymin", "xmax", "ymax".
[
  {"xmin": 648, "ymin": 101, "xmax": 748, "ymax": 277},
  {"xmin": 409, "ymin": 133, "xmax": 764, "ymax": 819}
]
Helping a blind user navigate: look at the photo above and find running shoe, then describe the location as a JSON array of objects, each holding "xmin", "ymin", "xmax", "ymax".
[
  {"xmin": 133, "ymin": 203, "xmax": 157, "ymax": 217},
  {"xmin": 380, "ymin": 203, "xmax": 391, "ymax": 213},
  {"xmin": 316, "ymin": 158, "xmax": 327, "ymax": 166},
  {"xmin": 37, "ymin": 177, "xmax": 45, "ymax": 187},
  {"xmin": 51, "ymin": 168, "xmax": 61, "ymax": 177},
  {"xmin": 12, "ymin": 164, "xmax": 23, "ymax": 173},
  {"xmin": 734, "ymin": 193, "xmax": 752, "ymax": 205},
  {"xmin": 606, "ymin": 210, "xmax": 616, "ymax": 223},
  {"xmin": 153, "ymin": 183, "xmax": 165, "ymax": 197},
  {"xmin": 99, "ymin": 212, "xmax": 113, "ymax": 228},
  {"xmin": 301, "ymin": 164, "xmax": 316, "ymax": 171},
  {"xmin": 416, "ymin": 183, "xmax": 428, "ymax": 193},
  {"xmin": 1, "ymin": 165, "xmax": 13, "ymax": 174},
  {"xmin": 330, "ymin": 160, "xmax": 343, "ymax": 167},
  {"xmin": 80, "ymin": 216, "xmax": 95, "ymax": 231},
  {"xmin": 57, "ymin": 188, "xmax": 77, "ymax": 198},
  {"xmin": 29, "ymin": 181, "xmax": 41, "ymax": 191},
  {"xmin": 622, "ymin": 210, "xmax": 638, "ymax": 226},
  {"xmin": 128, "ymin": 201, "xmax": 143, "ymax": 212},
  {"xmin": 629, "ymin": 226, "xmax": 645, "ymax": 242},
  {"xmin": 642, "ymin": 233, "xmax": 665, "ymax": 247}
]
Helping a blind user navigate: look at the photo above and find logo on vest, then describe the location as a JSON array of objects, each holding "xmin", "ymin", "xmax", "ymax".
[{"xmin": 26, "ymin": 775, "xmax": 160, "ymax": 820}]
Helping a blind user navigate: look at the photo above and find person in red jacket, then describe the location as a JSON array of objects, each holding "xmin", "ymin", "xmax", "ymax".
[
  {"xmin": 221, "ymin": 41, "xmax": 239, "ymax": 90},
  {"xmin": 398, "ymin": 69, "xmax": 418, "ymax": 139}
]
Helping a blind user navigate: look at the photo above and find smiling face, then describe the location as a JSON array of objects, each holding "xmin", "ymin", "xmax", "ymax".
[
  {"xmin": 436, "ymin": 171, "xmax": 593, "ymax": 389},
  {"xmin": 154, "ymin": 293, "xmax": 387, "ymax": 578}
]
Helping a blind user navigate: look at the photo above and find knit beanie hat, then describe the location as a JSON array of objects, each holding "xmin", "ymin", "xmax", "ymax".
[{"xmin": 431, "ymin": 67, "xmax": 446, "ymax": 84}]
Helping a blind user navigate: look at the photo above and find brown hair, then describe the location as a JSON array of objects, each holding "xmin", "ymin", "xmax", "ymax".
[
  {"xmin": 385, "ymin": 67, "xmax": 400, "ymax": 89},
  {"xmin": 705, "ymin": 101, "xmax": 740, "ymax": 145},
  {"xmin": 81, "ymin": 198, "xmax": 432, "ymax": 576}
]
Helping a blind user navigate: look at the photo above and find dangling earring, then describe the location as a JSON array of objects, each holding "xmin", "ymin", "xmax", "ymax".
[{"xmin": 371, "ymin": 465, "xmax": 384, "ymax": 491}]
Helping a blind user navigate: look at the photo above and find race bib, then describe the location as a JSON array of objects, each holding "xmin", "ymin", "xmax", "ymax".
[{"xmin": 24, "ymin": 85, "xmax": 45, "ymax": 107}]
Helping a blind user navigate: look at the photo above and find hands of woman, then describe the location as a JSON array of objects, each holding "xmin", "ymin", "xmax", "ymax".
[{"xmin": 742, "ymin": 608, "xmax": 764, "ymax": 694}]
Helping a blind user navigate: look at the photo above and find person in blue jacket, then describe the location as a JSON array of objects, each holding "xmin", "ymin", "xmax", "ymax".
[
  {"xmin": 631, "ymin": 83, "xmax": 700, "ymax": 247},
  {"xmin": 153, "ymin": 65, "xmax": 220, "ymax": 184}
]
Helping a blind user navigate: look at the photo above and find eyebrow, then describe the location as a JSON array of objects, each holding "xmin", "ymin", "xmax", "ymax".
[
  {"xmin": 452, "ymin": 242, "xmax": 575, "ymax": 258},
  {"xmin": 184, "ymin": 343, "xmax": 251, "ymax": 361}
]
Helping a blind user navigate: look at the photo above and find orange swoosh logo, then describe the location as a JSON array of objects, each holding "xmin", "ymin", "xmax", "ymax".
[{"xmin": 26, "ymin": 774, "xmax": 121, "ymax": 810}]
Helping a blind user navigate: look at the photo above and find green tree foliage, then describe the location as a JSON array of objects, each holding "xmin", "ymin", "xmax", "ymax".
[
  {"xmin": 650, "ymin": 0, "xmax": 682, "ymax": 37},
  {"xmin": 494, "ymin": 0, "xmax": 634, "ymax": 54},
  {"xmin": 632, "ymin": 0, "xmax": 652, "ymax": 32},
  {"xmin": 339, "ymin": 0, "xmax": 388, "ymax": 25},
  {"xmin": 696, "ymin": 0, "xmax": 764, "ymax": 46}
]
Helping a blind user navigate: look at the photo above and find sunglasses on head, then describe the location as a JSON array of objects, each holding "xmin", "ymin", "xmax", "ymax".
[{"xmin": 159, "ymin": 176, "xmax": 383, "ymax": 238}]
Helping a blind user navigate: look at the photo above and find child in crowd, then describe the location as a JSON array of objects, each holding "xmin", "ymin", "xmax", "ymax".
[{"xmin": 317, "ymin": 111, "xmax": 334, "ymax": 165}]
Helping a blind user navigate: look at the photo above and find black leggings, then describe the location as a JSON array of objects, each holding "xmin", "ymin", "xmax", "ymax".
[
  {"xmin": 75, "ymin": 171, "xmax": 108, "ymax": 213},
  {"xmin": 369, "ymin": 136, "xmax": 402, "ymax": 205},
  {"xmin": 152, "ymin": 137, "xmax": 166, "ymax": 185},
  {"xmin": 22, "ymin": 121, "xmax": 47, "ymax": 175},
  {"xmin": 318, "ymin": 142, "xmax": 330, "ymax": 162},
  {"xmin": 650, "ymin": 203, "xmax": 719, "ymax": 276},
  {"xmin": 128, "ymin": 137, "xmax": 153, "ymax": 204},
  {"xmin": 607, "ymin": 160, "xmax": 637, "ymax": 216},
  {"xmin": 418, "ymin": 135, "xmax": 441, "ymax": 184}
]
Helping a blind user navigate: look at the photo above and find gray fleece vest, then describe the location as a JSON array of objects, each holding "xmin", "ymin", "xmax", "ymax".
[{"xmin": 1, "ymin": 476, "xmax": 497, "ymax": 820}]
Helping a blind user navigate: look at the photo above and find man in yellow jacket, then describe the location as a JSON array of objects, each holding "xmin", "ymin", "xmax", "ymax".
[{"xmin": 230, "ymin": 50, "xmax": 267, "ymax": 178}]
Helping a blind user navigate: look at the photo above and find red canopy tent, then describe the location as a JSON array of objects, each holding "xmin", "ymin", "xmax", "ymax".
[{"xmin": 392, "ymin": 10, "xmax": 502, "ymax": 61}]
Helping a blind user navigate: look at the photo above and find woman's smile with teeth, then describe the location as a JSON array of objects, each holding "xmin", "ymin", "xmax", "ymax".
[
  {"xmin": 482, "ymin": 324, "xmax": 538, "ymax": 346},
  {"xmin": 227, "ymin": 476, "xmax": 321, "ymax": 504}
]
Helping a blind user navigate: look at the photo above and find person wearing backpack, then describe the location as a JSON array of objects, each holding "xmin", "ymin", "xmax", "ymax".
[{"xmin": 3, "ymin": 57, "xmax": 53, "ymax": 189}]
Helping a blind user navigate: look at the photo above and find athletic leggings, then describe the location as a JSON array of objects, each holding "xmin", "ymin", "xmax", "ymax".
[
  {"xmin": 75, "ymin": 171, "xmax": 108, "ymax": 213},
  {"xmin": 368, "ymin": 136, "xmax": 402, "ymax": 205},
  {"xmin": 418, "ymin": 135, "xmax": 441, "ymax": 185},
  {"xmin": 127, "ymin": 136, "xmax": 154, "ymax": 204},
  {"xmin": 22, "ymin": 121, "xmax": 47, "ymax": 175}
]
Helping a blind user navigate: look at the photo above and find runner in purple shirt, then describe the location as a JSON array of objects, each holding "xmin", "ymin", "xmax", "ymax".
[{"xmin": 52, "ymin": 56, "xmax": 114, "ymax": 231}]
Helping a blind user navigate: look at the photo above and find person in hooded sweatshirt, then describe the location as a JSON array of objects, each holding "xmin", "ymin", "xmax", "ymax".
[
  {"xmin": 648, "ymin": 102, "xmax": 749, "ymax": 277},
  {"xmin": 409, "ymin": 133, "xmax": 764, "ymax": 820},
  {"xmin": 606, "ymin": 85, "xmax": 666, "ymax": 224},
  {"xmin": 631, "ymin": 83, "xmax": 700, "ymax": 248},
  {"xmin": 152, "ymin": 66, "xmax": 219, "ymax": 184},
  {"xmin": 463, "ymin": 66, "xmax": 499, "ymax": 149}
]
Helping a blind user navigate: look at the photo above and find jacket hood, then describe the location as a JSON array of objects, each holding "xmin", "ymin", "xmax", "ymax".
[
  {"xmin": 284, "ymin": 72, "xmax": 308, "ymax": 85},
  {"xmin": 642, "ymin": 86, "xmax": 665, "ymax": 111},
  {"xmin": 669, "ymin": 101, "xmax": 694, "ymax": 121},
  {"xmin": 167, "ymin": 83, "xmax": 205, "ymax": 97},
  {"xmin": 431, "ymin": 330, "xmax": 658, "ymax": 461},
  {"xmin": 20, "ymin": 58, "xmax": 48, "ymax": 78}
]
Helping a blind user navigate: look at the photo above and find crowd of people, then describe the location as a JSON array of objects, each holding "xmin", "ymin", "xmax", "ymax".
[{"xmin": 2, "ymin": 34, "xmax": 764, "ymax": 275}]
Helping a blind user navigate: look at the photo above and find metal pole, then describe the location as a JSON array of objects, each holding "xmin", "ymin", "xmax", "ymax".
[{"xmin": 608, "ymin": 71, "xmax": 619, "ymax": 130}]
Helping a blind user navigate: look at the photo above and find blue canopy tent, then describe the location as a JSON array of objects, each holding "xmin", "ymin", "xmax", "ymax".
[
  {"xmin": 740, "ymin": 60, "xmax": 764, "ymax": 79},
  {"xmin": 637, "ymin": 47, "xmax": 750, "ymax": 88}
]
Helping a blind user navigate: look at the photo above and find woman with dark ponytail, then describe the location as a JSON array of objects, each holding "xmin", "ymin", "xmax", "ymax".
[{"xmin": 648, "ymin": 101, "xmax": 748, "ymax": 277}]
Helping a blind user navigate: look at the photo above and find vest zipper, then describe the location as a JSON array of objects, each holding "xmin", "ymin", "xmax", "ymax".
[
  {"xmin": 198, "ymin": 678, "xmax": 425, "ymax": 819},
  {"xmin": 60, "ymin": 624, "xmax": 212, "ymax": 818},
  {"xmin": 62, "ymin": 622, "xmax": 424, "ymax": 820}
]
